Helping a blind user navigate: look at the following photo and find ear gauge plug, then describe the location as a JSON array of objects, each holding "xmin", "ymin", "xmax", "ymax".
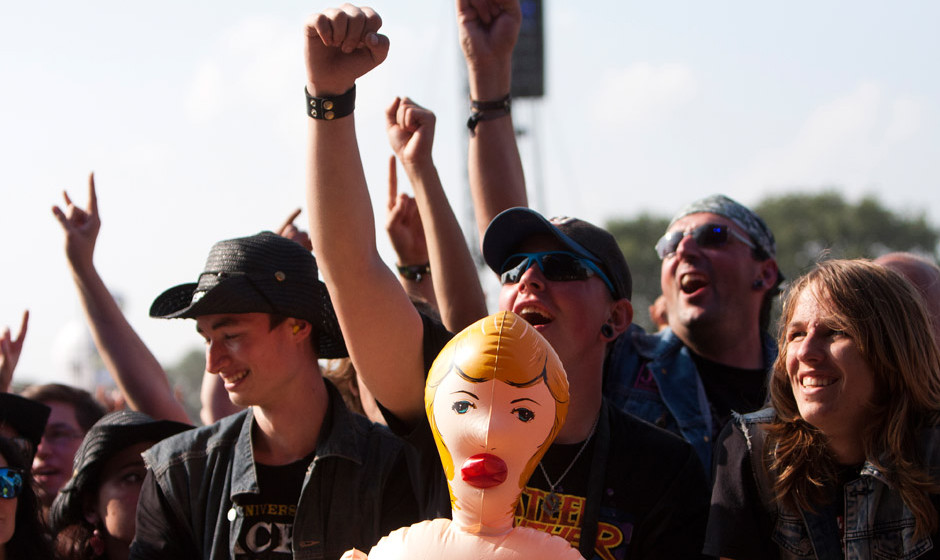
[
  {"xmin": 601, "ymin": 324, "xmax": 614, "ymax": 338},
  {"xmin": 752, "ymin": 279, "xmax": 764, "ymax": 289}
]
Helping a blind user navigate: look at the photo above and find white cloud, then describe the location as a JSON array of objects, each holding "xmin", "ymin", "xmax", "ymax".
[
  {"xmin": 590, "ymin": 62, "xmax": 697, "ymax": 125},
  {"xmin": 733, "ymin": 83, "xmax": 924, "ymax": 191}
]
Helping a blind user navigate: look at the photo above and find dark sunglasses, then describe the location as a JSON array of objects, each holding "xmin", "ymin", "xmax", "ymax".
[
  {"xmin": 655, "ymin": 223, "xmax": 755, "ymax": 260},
  {"xmin": 0, "ymin": 467, "xmax": 24, "ymax": 499},
  {"xmin": 499, "ymin": 251, "xmax": 615, "ymax": 295}
]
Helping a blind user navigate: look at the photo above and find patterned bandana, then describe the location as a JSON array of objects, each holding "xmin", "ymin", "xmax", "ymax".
[{"xmin": 668, "ymin": 194, "xmax": 776, "ymax": 259}]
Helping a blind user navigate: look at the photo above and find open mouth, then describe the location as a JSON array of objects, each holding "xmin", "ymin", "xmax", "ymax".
[
  {"xmin": 460, "ymin": 453, "xmax": 508, "ymax": 489},
  {"xmin": 801, "ymin": 376, "xmax": 837, "ymax": 388},
  {"xmin": 222, "ymin": 370, "xmax": 248, "ymax": 386},
  {"xmin": 679, "ymin": 273, "xmax": 709, "ymax": 294},
  {"xmin": 516, "ymin": 306, "xmax": 553, "ymax": 327}
]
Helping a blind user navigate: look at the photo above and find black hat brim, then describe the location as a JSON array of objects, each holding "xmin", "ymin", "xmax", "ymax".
[{"xmin": 482, "ymin": 207, "xmax": 599, "ymax": 273}]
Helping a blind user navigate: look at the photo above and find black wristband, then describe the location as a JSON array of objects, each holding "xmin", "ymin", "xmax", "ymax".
[
  {"xmin": 467, "ymin": 93, "xmax": 511, "ymax": 135},
  {"xmin": 397, "ymin": 263, "xmax": 431, "ymax": 282},
  {"xmin": 305, "ymin": 85, "xmax": 356, "ymax": 120}
]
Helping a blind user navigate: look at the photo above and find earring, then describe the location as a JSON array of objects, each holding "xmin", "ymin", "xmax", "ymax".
[
  {"xmin": 752, "ymin": 279, "xmax": 764, "ymax": 289},
  {"xmin": 601, "ymin": 324, "xmax": 614, "ymax": 338},
  {"xmin": 292, "ymin": 325, "xmax": 301, "ymax": 334},
  {"xmin": 89, "ymin": 528, "xmax": 106, "ymax": 557}
]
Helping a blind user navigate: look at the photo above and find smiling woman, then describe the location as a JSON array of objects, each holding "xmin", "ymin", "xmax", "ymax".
[{"xmin": 705, "ymin": 259, "xmax": 940, "ymax": 559}]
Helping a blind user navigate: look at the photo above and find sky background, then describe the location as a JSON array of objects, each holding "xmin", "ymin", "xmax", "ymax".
[{"xmin": 2, "ymin": 1, "xmax": 938, "ymax": 386}]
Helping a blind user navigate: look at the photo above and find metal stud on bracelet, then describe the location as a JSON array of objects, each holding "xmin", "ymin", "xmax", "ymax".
[{"xmin": 305, "ymin": 85, "xmax": 356, "ymax": 120}]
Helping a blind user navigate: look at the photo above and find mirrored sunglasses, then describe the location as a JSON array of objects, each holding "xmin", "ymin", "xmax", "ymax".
[
  {"xmin": 655, "ymin": 223, "xmax": 755, "ymax": 260},
  {"xmin": 0, "ymin": 467, "xmax": 24, "ymax": 499},
  {"xmin": 499, "ymin": 251, "xmax": 615, "ymax": 295}
]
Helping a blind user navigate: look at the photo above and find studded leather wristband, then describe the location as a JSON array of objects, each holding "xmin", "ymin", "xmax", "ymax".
[
  {"xmin": 466, "ymin": 93, "xmax": 511, "ymax": 135},
  {"xmin": 397, "ymin": 263, "xmax": 431, "ymax": 282},
  {"xmin": 305, "ymin": 85, "xmax": 356, "ymax": 120}
]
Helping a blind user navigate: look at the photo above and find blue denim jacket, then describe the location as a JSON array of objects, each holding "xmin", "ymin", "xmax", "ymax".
[
  {"xmin": 604, "ymin": 324, "xmax": 776, "ymax": 476},
  {"xmin": 733, "ymin": 408, "xmax": 938, "ymax": 560},
  {"xmin": 129, "ymin": 382, "xmax": 415, "ymax": 560}
]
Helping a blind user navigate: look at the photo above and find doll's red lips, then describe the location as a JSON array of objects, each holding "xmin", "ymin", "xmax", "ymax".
[{"xmin": 460, "ymin": 453, "xmax": 508, "ymax": 488}]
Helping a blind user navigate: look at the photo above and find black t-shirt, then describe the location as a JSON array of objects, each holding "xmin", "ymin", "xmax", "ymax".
[
  {"xmin": 517, "ymin": 406, "xmax": 711, "ymax": 560},
  {"xmin": 691, "ymin": 352, "xmax": 767, "ymax": 438},
  {"xmin": 233, "ymin": 456, "xmax": 311, "ymax": 558}
]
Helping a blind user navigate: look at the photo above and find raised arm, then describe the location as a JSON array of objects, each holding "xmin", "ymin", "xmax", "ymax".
[
  {"xmin": 386, "ymin": 97, "xmax": 487, "ymax": 332},
  {"xmin": 304, "ymin": 6, "xmax": 427, "ymax": 424},
  {"xmin": 385, "ymin": 156, "xmax": 438, "ymax": 308},
  {"xmin": 457, "ymin": 0, "xmax": 527, "ymax": 240},
  {"xmin": 0, "ymin": 310, "xmax": 28, "ymax": 393},
  {"xmin": 52, "ymin": 173, "xmax": 190, "ymax": 423}
]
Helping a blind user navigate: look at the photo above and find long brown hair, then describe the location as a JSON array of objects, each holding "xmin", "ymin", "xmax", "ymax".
[{"xmin": 767, "ymin": 259, "xmax": 940, "ymax": 537}]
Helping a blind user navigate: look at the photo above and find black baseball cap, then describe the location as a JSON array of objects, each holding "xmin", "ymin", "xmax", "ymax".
[{"xmin": 482, "ymin": 207, "xmax": 632, "ymax": 300}]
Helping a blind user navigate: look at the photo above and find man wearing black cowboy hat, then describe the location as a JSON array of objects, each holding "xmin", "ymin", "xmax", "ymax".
[{"xmin": 130, "ymin": 232, "xmax": 418, "ymax": 559}]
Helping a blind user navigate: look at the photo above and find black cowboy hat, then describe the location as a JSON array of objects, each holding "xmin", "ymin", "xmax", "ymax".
[{"xmin": 149, "ymin": 231, "xmax": 348, "ymax": 359}]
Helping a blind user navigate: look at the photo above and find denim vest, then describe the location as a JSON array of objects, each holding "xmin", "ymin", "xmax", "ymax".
[
  {"xmin": 131, "ymin": 382, "xmax": 412, "ymax": 560},
  {"xmin": 735, "ymin": 408, "xmax": 938, "ymax": 560},
  {"xmin": 604, "ymin": 324, "xmax": 775, "ymax": 477}
]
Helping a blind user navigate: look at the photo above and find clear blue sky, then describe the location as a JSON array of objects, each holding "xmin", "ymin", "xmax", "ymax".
[{"xmin": 2, "ymin": 1, "xmax": 938, "ymax": 385}]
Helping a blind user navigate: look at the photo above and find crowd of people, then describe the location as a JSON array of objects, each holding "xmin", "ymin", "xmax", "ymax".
[{"xmin": 2, "ymin": 1, "xmax": 940, "ymax": 558}]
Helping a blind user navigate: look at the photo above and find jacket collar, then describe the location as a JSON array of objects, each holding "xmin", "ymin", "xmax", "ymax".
[{"xmin": 229, "ymin": 380, "xmax": 367, "ymax": 499}]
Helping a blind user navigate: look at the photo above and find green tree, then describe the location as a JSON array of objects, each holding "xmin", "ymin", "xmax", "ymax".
[
  {"xmin": 606, "ymin": 191, "xmax": 940, "ymax": 332},
  {"xmin": 755, "ymin": 191, "xmax": 939, "ymax": 282},
  {"xmin": 606, "ymin": 213, "xmax": 670, "ymax": 331}
]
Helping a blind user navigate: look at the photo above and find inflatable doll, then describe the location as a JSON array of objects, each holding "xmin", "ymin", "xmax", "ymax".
[{"xmin": 343, "ymin": 311, "xmax": 582, "ymax": 559}]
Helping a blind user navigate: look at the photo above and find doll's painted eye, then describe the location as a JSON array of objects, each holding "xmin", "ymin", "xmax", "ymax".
[
  {"xmin": 512, "ymin": 407, "xmax": 535, "ymax": 423},
  {"xmin": 452, "ymin": 401, "xmax": 476, "ymax": 414}
]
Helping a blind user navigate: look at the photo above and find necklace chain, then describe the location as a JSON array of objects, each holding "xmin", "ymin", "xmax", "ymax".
[{"xmin": 538, "ymin": 413, "xmax": 600, "ymax": 517}]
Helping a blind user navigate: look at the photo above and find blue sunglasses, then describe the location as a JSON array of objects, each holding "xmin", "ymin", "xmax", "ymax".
[
  {"xmin": 499, "ymin": 251, "xmax": 616, "ymax": 296},
  {"xmin": 0, "ymin": 467, "xmax": 24, "ymax": 499}
]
